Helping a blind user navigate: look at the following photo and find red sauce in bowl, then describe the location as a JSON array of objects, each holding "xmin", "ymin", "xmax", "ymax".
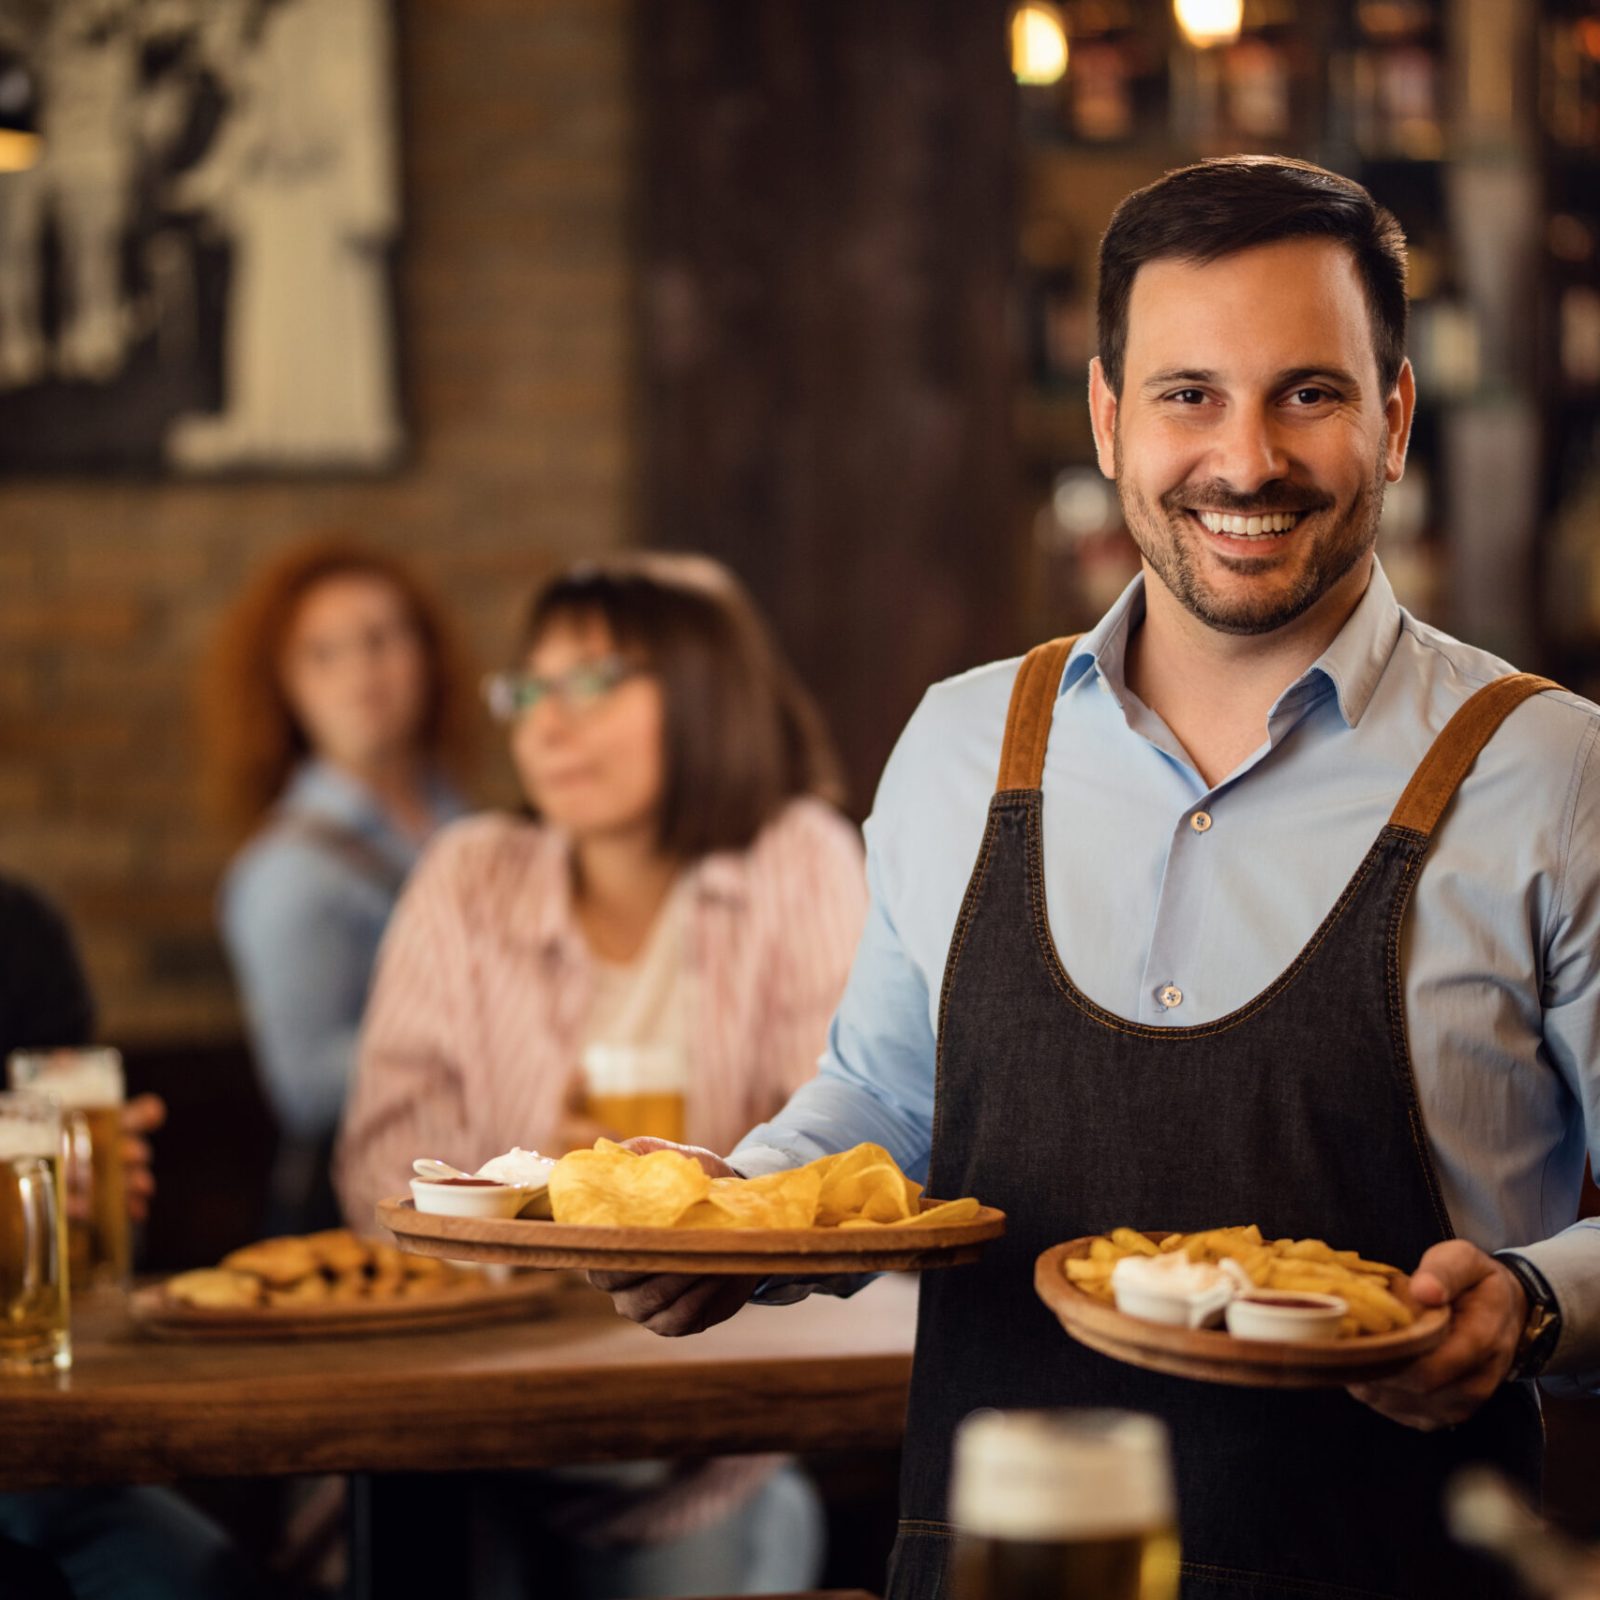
[{"xmin": 1236, "ymin": 1293, "xmax": 1341, "ymax": 1310}]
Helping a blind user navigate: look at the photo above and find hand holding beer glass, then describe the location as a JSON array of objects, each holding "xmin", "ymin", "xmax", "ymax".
[
  {"xmin": 8, "ymin": 1048, "xmax": 130, "ymax": 1291},
  {"xmin": 949, "ymin": 1410, "xmax": 1180, "ymax": 1600},
  {"xmin": 0, "ymin": 1093, "xmax": 70, "ymax": 1373}
]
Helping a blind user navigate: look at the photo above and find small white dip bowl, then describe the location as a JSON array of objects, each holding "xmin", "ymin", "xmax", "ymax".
[
  {"xmin": 1111, "ymin": 1258, "xmax": 1234, "ymax": 1328},
  {"xmin": 410, "ymin": 1177, "xmax": 538, "ymax": 1220},
  {"xmin": 1225, "ymin": 1289, "xmax": 1347, "ymax": 1342}
]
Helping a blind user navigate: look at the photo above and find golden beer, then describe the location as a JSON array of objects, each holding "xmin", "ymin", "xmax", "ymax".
[
  {"xmin": 8, "ymin": 1050, "xmax": 129, "ymax": 1291},
  {"xmin": 0, "ymin": 1094, "xmax": 70, "ymax": 1374},
  {"xmin": 949, "ymin": 1411, "xmax": 1179, "ymax": 1600},
  {"xmin": 585, "ymin": 1091, "xmax": 686, "ymax": 1143},
  {"xmin": 581, "ymin": 1044, "xmax": 687, "ymax": 1143}
]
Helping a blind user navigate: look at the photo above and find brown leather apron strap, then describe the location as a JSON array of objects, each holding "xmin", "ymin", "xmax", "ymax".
[
  {"xmin": 996, "ymin": 636, "xmax": 1082, "ymax": 793},
  {"xmin": 1388, "ymin": 672, "xmax": 1564, "ymax": 838}
]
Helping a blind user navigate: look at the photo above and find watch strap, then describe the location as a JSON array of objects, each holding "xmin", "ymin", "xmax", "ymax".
[{"xmin": 1494, "ymin": 1250, "xmax": 1562, "ymax": 1381}]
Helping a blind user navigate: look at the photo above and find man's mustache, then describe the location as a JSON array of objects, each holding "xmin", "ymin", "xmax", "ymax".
[{"xmin": 1163, "ymin": 483, "xmax": 1335, "ymax": 516}]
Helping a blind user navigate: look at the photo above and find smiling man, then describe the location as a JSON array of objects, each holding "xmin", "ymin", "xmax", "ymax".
[{"xmin": 593, "ymin": 158, "xmax": 1600, "ymax": 1600}]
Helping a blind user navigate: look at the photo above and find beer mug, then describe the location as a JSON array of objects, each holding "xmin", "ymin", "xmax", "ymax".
[
  {"xmin": 949, "ymin": 1409, "xmax": 1180, "ymax": 1600},
  {"xmin": 580, "ymin": 1043, "xmax": 687, "ymax": 1143},
  {"xmin": 8, "ymin": 1048, "xmax": 129, "ymax": 1291},
  {"xmin": 0, "ymin": 1093, "xmax": 71, "ymax": 1374}
]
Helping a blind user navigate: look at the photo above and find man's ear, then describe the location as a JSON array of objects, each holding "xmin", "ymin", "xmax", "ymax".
[
  {"xmin": 1384, "ymin": 358, "xmax": 1416, "ymax": 483},
  {"xmin": 1088, "ymin": 357, "xmax": 1118, "ymax": 480}
]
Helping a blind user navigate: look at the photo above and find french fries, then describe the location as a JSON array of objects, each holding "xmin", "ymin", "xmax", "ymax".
[{"xmin": 1063, "ymin": 1225, "xmax": 1414, "ymax": 1338}]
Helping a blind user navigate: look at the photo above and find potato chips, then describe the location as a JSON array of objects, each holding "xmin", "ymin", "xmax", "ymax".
[
  {"xmin": 1064, "ymin": 1225, "xmax": 1415, "ymax": 1339},
  {"xmin": 548, "ymin": 1140, "xmax": 981, "ymax": 1231}
]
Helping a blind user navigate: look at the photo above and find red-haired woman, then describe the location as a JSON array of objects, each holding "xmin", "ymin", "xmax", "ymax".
[
  {"xmin": 204, "ymin": 538, "xmax": 473, "ymax": 1232},
  {"xmin": 337, "ymin": 553, "xmax": 867, "ymax": 1596}
]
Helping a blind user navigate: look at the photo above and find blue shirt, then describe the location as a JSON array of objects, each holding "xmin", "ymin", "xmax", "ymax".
[
  {"xmin": 734, "ymin": 563, "xmax": 1600, "ymax": 1388},
  {"xmin": 219, "ymin": 760, "xmax": 467, "ymax": 1140}
]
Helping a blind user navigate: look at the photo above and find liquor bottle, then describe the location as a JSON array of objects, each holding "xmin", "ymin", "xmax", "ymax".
[
  {"xmin": 1449, "ymin": 1467, "xmax": 1600, "ymax": 1599},
  {"xmin": 1349, "ymin": 0, "xmax": 1444, "ymax": 158},
  {"xmin": 1542, "ymin": 8, "xmax": 1600, "ymax": 151},
  {"xmin": 948, "ymin": 1409, "xmax": 1181, "ymax": 1600}
]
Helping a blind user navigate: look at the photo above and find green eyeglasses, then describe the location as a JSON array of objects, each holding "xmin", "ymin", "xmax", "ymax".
[{"xmin": 482, "ymin": 655, "xmax": 645, "ymax": 722}]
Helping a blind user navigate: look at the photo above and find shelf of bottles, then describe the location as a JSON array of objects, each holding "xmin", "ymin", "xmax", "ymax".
[
  {"xmin": 1539, "ymin": 4, "xmax": 1600, "ymax": 693},
  {"xmin": 1013, "ymin": 0, "xmax": 1598, "ymax": 653}
]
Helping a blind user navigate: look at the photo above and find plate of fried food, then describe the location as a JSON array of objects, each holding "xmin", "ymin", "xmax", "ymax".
[
  {"xmin": 382, "ymin": 1140, "xmax": 1004, "ymax": 1274},
  {"xmin": 1035, "ymin": 1226, "xmax": 1449, "ymax": 1388},
  {"xmin": 130, "ymin": 1228, "xmax": 560, "ymax": 1340}
]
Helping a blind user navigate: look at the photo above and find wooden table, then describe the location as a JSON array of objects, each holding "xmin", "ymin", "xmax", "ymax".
[{"xmin": 0, "ymin": 1274, "xmax": 918, "ymax": 1491}]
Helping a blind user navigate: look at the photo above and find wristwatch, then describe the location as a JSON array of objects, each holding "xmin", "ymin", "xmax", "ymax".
[{"xmin": 1494, "ymin": 1252, "xmax": 1562, "ymax": 1381}]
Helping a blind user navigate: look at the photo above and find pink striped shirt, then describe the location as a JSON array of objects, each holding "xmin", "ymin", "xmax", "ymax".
[
  {"xmin": 335, "ymin": 797, "xmax": 868, "ymax": 1231},
  {"xmin": 333, "ymin": 797, "xmax": 866, "ymax": 1547}
]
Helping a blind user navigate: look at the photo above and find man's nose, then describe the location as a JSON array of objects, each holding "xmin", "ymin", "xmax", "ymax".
[{"xmin": 1208, "ymin": 402, "xmax": 1291, "ymax": 494}]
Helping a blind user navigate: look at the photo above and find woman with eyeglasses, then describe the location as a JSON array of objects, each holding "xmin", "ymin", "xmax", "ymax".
[
  {"xmin": 335, "ymin": 553, "xmax": 867, "ymax": 1598},
  {"xmin": 205, "ymin": 537, "xmax": 473, "ymax": 1235}
]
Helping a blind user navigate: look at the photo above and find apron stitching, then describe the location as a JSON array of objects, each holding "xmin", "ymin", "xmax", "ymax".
[
  {"xmin": 1180, "ymin": 1560, "xmax": 1404, "ymax": 1600},
  {"xmin": 1383, "ymin": 840, "xmax": 1458, "ymax": 1242},
  {"xmin": 931, "ymin": 802, "xmax": 1007, "ymax": 1161},
  {"xmin": 894, "ymin": 1518, "xmax": 953, "ymax": 1536},
  {"xmin": 1021, "ymin": 795, "xmax": 1396, "ymax": 1040}
]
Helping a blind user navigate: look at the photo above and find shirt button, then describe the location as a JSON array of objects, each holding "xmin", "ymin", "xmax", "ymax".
[
  {"xmin": 1159, "ymin": 984, "xmax": 1183, "ymax": 1010},
  {"xmin": 1191, "ymin": 811, "xmax": 1213, "ymax": 833}
]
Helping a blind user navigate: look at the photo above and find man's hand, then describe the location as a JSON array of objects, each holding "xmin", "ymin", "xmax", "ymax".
[
  {"xmin": 1348, "ymin": 1240, "xmax": 1528, "ymax": 1431},
  {"xmin": 121, "ymin": 1093, "xmax": 166, "ymax": 1223},
  {"xmin": 586, "ymin": 1137, "xmax": 761, "ymax": 1336}
]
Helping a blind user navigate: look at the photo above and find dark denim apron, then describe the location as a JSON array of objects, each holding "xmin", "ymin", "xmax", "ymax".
[{"xmin": 885, "ymin": 641, "xmax": 1553, "ymax": 1600}]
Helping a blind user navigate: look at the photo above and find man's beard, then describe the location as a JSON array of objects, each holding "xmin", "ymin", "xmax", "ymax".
[{"xmin": 1113, "ymin": 433, "xmax": 1388, "ymax": 637}]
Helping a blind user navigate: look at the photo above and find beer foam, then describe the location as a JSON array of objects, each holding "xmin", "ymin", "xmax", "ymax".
[
  {"xmin": 0, "ymin": 1122, "xmax": 60, "ymax": 1162},
  {"xmin": 581, "ymin": 1044, "xmax": 687, "ymax": 1096},
  {"xmin": 10, "ymin": 1051, "xmax": 122, "ymax": 1109},
  {"xmin": 950, "ymin": 1410, "xmax": 1175, "ymax": 1540}
]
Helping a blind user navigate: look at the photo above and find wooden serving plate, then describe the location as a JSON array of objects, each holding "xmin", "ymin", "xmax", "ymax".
[
  {"xmin": 129, "ymin": 1273, "xmax": 560, "ymax": 1342},
  {"xmin": 1035, "ymin": 1235, "xmax": 1450, "ymax": 1389},
  {"xmin": 378, "ymin": 1197, "xmax": 1006, "ymax": 1274}
]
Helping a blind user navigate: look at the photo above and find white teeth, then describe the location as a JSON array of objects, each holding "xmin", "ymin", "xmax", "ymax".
[{"xmin": 1194, "ymin": 510, "xmax": 1302, "ymax": 538}]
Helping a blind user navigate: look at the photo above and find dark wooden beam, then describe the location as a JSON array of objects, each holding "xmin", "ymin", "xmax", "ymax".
[{"xmin": 636, "ymin": 0, "xmax": 1021, "ymax": 812}]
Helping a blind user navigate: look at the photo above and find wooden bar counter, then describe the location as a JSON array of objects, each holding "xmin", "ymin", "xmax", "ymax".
[{"xmin": 0, "ymin": 1275, "xmax": 917, "ymax": 1491}]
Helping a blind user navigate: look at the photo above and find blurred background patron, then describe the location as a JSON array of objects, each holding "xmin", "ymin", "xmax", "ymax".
[
  {"xmin": 204, "ymin": 539, "xmax": 473, "ymax": 1235},
  {"xmin": 337, "ymin": 553, "xmax": 868, "ymax": 1596}
]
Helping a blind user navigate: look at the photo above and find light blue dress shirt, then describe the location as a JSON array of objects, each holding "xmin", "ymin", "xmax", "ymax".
[
  {"xmin": 734, "ymin": 563, "xmax": 1600, "ymax": 1388},
  {"xmin": 219, "ymin": 760, "xmax": 466, "ymax": 1140}
]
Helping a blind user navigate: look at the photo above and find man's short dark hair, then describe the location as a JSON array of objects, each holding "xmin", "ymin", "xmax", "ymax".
[{"xmin": 1097, "ymin": 155, "xmax": 1408, "ymax": 399}]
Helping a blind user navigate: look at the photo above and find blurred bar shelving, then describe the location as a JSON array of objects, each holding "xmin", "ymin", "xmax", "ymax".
[{"xmin": 1013, "ymin": 0, "xmax": 1600, "ymax": 682}]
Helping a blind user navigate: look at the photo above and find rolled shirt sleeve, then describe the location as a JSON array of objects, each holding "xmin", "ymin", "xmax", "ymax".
[
  {"xmin": 731, "ymin": 713, "xmax": 942, "ymax": 1185},
  {"xmin": 1500, "ymin": 718, "xmax": 1600, "ymax": 1390}
]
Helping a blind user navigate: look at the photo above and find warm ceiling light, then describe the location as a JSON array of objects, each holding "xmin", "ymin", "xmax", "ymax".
[
  {"xmin": 1012, "ymin": 3, "xmax": 1069, "ymax": 86},
  {"xmin": 0, "ymin": 129, "xmax": 38, "ymax": 173},
  {"xmin": 1174, "ymin": 0, "xmax": 1245, "ymax": 49}
]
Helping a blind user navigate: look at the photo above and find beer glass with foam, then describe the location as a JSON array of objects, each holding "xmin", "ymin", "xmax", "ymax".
[
  {"xmin": 0, "ymin": 1093, "xmax": 70, "ymax": 1373},
  {"xmin": 8, "ymin": 1048, "xmax": 128, "ymax": 1291},
  {"xmin": 949, "ymin": 1409, "xmax": 1180, "ymax": 1600},
  {"xmin": 580, "ymin": 1043, "xmax": 687, "ymax": 1144}
]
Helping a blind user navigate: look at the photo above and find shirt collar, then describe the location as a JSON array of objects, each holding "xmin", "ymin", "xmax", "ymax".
[
  {"xmin": 1062, "ymin": 558, "xmax": 1403, "ymax": 730},
  {"xmin": 279, "ymin": 759, "xmax": 388, "ymax": 835}
]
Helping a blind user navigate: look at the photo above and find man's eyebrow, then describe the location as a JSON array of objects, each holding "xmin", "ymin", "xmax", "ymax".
[
  {"xmin": 1139, "ymin": 365, "xmax": 1364, "ymax": 392},
  {"xmin": 1141, "ymin": 368, "xmax": 1216, "ymax": 391},
  {"xmin": 1275, "ymin": 365, "xmax": 1362, "ymax": 391}
]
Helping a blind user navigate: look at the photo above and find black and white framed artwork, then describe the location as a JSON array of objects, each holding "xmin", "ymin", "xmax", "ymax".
[{"xmin": 0, "ymin": 0, "xmax": 403, "ymax": 474}]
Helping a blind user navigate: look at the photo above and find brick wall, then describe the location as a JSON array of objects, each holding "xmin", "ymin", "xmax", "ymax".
[{"xmin": 0, "ymin": 0, "xmax": 635, "ymax": 1042}]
